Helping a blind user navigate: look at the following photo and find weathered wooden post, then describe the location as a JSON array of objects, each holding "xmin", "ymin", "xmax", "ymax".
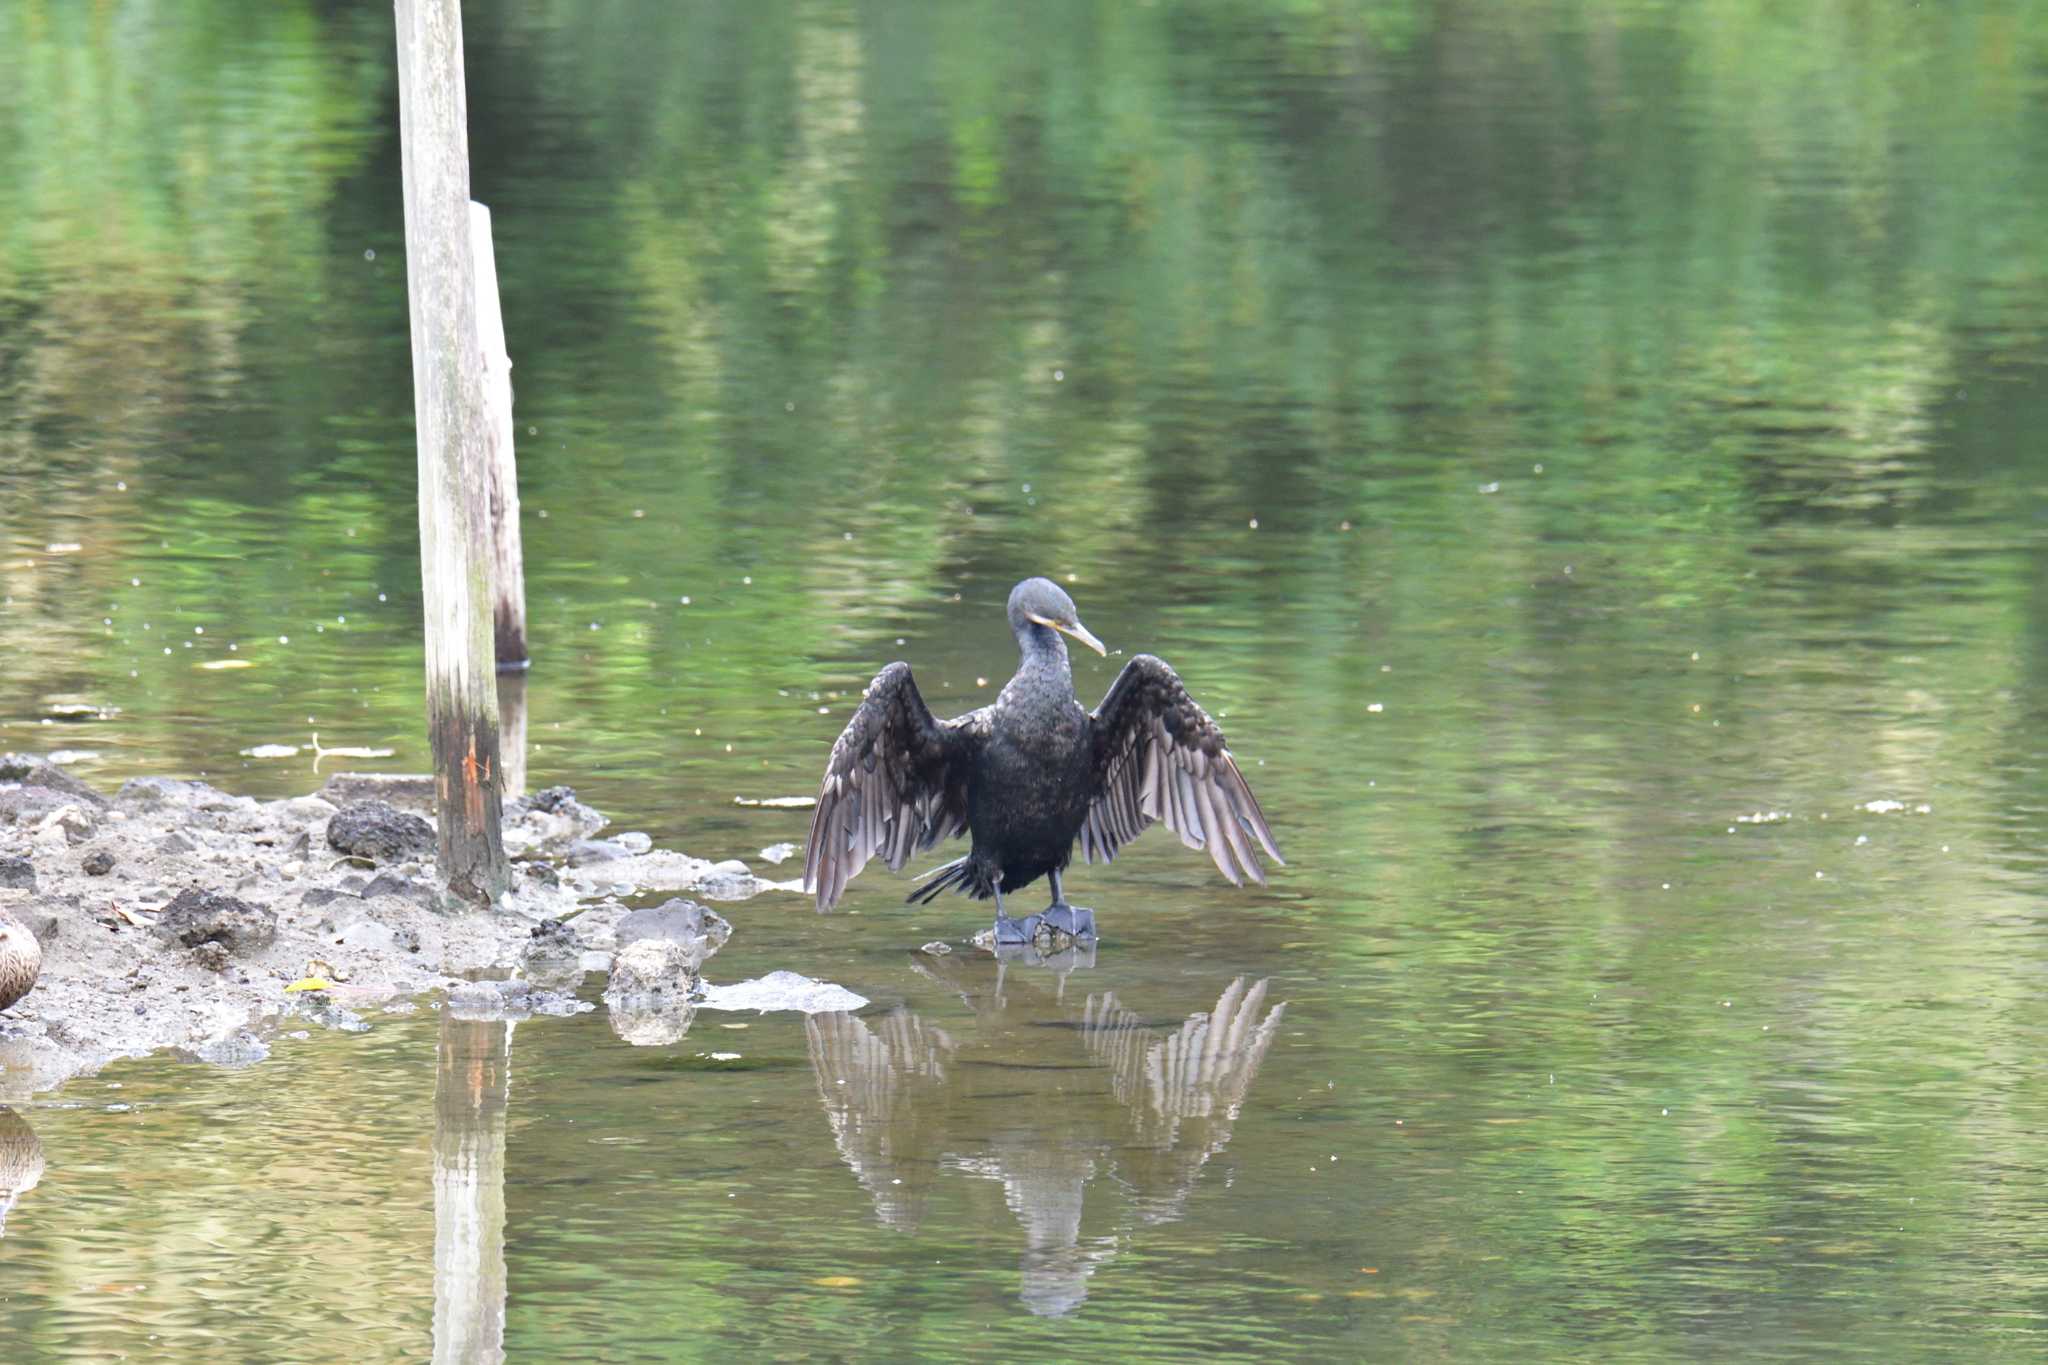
[
  {"xmin": 395, "ymin": 0, "xmax": 509, "ymax": 903},
  {"xmin": 469, "ymin": 201, "xmax": 529, "ymax": 673}
]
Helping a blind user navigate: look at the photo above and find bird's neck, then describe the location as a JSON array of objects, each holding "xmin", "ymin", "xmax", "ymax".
[{"xmin": 1014, "ymin": 622, "xmax": 1072, "ymax": 687}]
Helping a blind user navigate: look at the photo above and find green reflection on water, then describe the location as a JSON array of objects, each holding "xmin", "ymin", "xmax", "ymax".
[{"xmin": 4, "ymin": 0, "xmax": 2048, "ymax": 1357}]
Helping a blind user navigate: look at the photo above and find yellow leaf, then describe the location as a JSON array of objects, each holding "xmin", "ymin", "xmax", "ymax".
[
  {"xmin": 812, "ymin": 1276, "xmax": 862, "ymax": 1288},
  {"xmin": 284, "ymin": 977, "xmax": 333, "ymax": 993}
]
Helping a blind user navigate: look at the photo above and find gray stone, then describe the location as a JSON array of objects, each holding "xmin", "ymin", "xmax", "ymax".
[
  {"xmin": 447, "ymin": 978, "xmax": 533, "ymax": 1020},
  {"xmin": 567, "ymin": 838, "xmax": 633, "ymax": 866},
  {"xmin": 154, "ymin": 888, "xmax": 277, "ymax": 955},
  {"xmin": 81, "ymin": 848, "xmax": 115, "ymax": 877},
  {"xmin": 0, "ymin": 754, "xmax": 107, "ymax": 806},
  {"xmin": 616, "ymin": 898, "xmax": 732, "ymax": 971},
  {"xmin": 0, "ymin": 858, "xmax": 33, "ymax": 892},
  {"xmin": 360, "ymin": 872, "xmax": 435, "ymax": 907},
  {"xmin": 279, "ymin": 795, "xmax": 338, "ymax": 825},
  {"xmin": 115, "ymin": 776, "xmax": 235, "ymax": 812},
  {"xmin": 326, "ymin": 800, "xmax": 434, "ymax": 866},
  {"xmin": 0, "ymin": 787, "xmax": 73, "ymax": 825},
  {"xmin": 318, "ymin": 773, "xmax": 436, "ymax": 813},
  {"xmin": 14, "ymin": 905, "xmax": 58, "ymax": 944},
  {"xmin": 40, "ymin": 806, "xmax": 96, "ymax": 845},
  {"xmin": 156, "ymin": 831, "xmax": 198, "ymax": 857}
]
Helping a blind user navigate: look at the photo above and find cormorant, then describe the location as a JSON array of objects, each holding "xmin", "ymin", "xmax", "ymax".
[{"xmin": 804, "ymin": 578, "xmax": 1282, "ymax": 941}]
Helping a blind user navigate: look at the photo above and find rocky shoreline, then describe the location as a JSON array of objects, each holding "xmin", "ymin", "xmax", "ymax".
[{"xmin": 0, "ymin": 753, "xmax": 811, "ymax": 1098}]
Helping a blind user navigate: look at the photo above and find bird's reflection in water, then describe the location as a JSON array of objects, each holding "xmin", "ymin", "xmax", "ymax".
[
  {"xmin": 806, "ymin": 953, "xmax": 1284, "ymax": 1317},
  {"xmin": 0, "ymin": 1105, "xmax": 44, "ymax": 1236}
]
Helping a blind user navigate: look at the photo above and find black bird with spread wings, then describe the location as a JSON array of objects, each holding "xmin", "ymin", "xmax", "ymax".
[{"xmin": 804, "ymin": 578, "xmax": 1282, "ymax": 942}]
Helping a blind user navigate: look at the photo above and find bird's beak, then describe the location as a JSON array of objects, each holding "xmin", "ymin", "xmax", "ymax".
[{"xmin": 1032, "ymin": 612, "xmax": 1107, "ymax": 656}]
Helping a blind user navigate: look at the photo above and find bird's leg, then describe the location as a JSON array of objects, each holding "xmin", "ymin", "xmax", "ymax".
[
  {"xmin": 991, "ymin": 870, "xmax": 1041, "ymax": 945},
  {"xmin": 1040, "ymin": 869, "xmax": 1096, "ymax": 941}
]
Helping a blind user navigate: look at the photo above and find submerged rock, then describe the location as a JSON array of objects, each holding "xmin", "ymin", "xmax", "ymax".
[
  {"xmin": 605, "ymin": 937, "xmax": 700, "ymax": 1000},
  {"xmin": 284, "ymin": 994, "xmax": 371, "ymax": 1034},
  {"xmin": 326, "ymin": 800, "xmax": 434, "ymax": 866},
  {"xmin": 607, "ymin": 996, "xmax": 696, "ymax": 1046},
  {"xmin": 154, "ymin": 888, "xmax": 277, "ymax": 956},
  {"xmin": 605, "ymin": 936, "xmax": 702, "ymax": 1046}
]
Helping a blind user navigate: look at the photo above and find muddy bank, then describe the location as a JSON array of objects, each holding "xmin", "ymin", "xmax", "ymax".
[{"xmin": 0, "ymin": 754, "xmax": 805, "ymax": 1099}]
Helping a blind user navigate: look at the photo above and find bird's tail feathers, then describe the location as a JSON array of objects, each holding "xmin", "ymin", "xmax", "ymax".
[{"xmin": 905, "ymin": 855, "xmax": 985, "ymax": 904}]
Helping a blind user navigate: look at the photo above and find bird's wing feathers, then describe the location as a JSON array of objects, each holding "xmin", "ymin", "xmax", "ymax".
[
  {"xmin": 1080, "ymin": 654, "xmax": 1283, "ymax": 885},
  {"xmin": 804, "ymin": 663, "xmax": 981, "ymax": 912}
]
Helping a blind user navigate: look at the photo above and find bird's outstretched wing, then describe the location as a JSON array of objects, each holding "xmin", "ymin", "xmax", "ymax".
[
  {"xmin": 1080, "ymin": 654, "xmax": 1282, "ymax": 885},
  {"xmin": 805, "ymin": 663, "xmax": 984, "ymax": 912}
]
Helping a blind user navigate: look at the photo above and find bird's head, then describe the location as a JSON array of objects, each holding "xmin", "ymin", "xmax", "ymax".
[{"xmin": 1007, "ymin": 577, "xmax": 1106, "ymax": 656}]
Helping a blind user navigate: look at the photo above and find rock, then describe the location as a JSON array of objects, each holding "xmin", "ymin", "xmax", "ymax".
[
  {"xmin": 617, "ymin": 832, "xmax": 653, "ymax": 854},
  {"xmin": 81, "ymin": 849, "xmax": 115, "ymax": 876},
  {"xmin": 447, "ymin": 978, "xmax": 533, "ymax": 1020},
  {"xmin": 115, "ymin": 776, "xmax": 235, "ymax": 812},
  {"xmin": 190, "ymin": 941, "xmax": 231, "ymax": 972},
  {"xmin": 696, "ymin": 971, "xmax": 868, "ymax": 1014},
  {"xmin": 285, "ymin": 995, "xmax": 370, "ymax": 1033},
  {"xmin": 0, "ymin": 753, "xmax": 107, "ymax": 806},
  {"xmin": 521, "ymin": 861, "xmax": 560, "ymax": 888},
  {"xmin": 280, "ymin": 795, "xmax": 338, "ymax": 825},
  {"xmin": 13, "ymin": 906, "xmax": 58, "ymax": 944},
  {"xmin": 615, "ymin": 898, "xmax": 732, "ymax": 971},
  {"xmin": 333, "ymin": 918, "xmax": 419, "ymax": 955},
  {"xmin": 605, "ymin": 937, "xmax": 699, "ymax": 1001},
  {"xmin": 360, "ymin": 871, "xmax": 436, "ymax": 907},
  {"xmin": 318, "ymin": 773, "xmax": 435, "ymax": 813},
  {"xmin": 566, "ymin": 838, "xmax": 633, "ymax": 866},
  {"xmin": 154, "ymin": 888, "xmax": 277, "ymax": 955},
  {"xmin": 503, "ymin": 786, "xmax": 606, "ymax": 855},
  {"xmin": 519, "ymin": 918, "xmax": 586, "ymax": 991},
  {"xmin": 156, "ymin": 831, "xmax": 198, "ymax": 857},
  {"xmin": 758, "ymin": 842, "xmax": 799, "ymax": 865},
  {"xmin": 0, "ymin": 787, "xmax": 75, "ymax": 826},
  {"xmin": 326, "ymin": 800, "xmax": 434, "ymax": 866},
  {"xmin": 0, "ymin": 858, "xmax": 33, "ymax": 892},
  {"xmin": 191, "ymin": 1032, "xmax": 271, "ymax": 1068},
  {"xmin": 520, "ymin": 786, "xmax": 581, "ymax": 814},
  {"xmin": 694, "ymin": 860, "xmax": 772, "ymax": 901},
  {"xmin": 36, "ymin": 806, "xmax": 96, "ymax": 846}
]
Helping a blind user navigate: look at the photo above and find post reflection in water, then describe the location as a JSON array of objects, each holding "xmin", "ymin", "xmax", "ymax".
[
  {"xmin": 806, "ymin": 959, "xmax": 1284, "ymax": 1317},
  {"xmin": 0, "ymin": 1106, "xmax": 44, "ymax": 1236},
  {"xmin": 433, "ymin": 1012, "xmax": 514, "ymax": 1364}
]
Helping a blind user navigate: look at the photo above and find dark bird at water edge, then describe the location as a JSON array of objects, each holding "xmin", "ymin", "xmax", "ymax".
[{"xmin": 803, "ymin": 578, "xmax": 1283, "ymax": 942}]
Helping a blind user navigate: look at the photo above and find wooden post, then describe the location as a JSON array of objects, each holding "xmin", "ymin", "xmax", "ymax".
[
  {"xmin": 469, "ymin": 201, "xmax": 528, "ymax": 673},
  {"xmin": 395, "ymin": 0, "xmax": 509, "ymax": 904}
]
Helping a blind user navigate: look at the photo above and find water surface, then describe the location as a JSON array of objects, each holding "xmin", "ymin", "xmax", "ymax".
[{"xmin": 4, "ymin": 0, "xmax": 2048, "ymax": 1358}]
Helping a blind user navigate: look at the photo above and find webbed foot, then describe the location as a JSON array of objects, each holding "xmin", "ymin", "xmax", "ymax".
[
  {"xmin": 1039, "ymin": 903, "xmax": 1096, "ymax": 941},
  {"xmin": 994, "ymin": 912, "xmax": 1044, "ymax": 945}
]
